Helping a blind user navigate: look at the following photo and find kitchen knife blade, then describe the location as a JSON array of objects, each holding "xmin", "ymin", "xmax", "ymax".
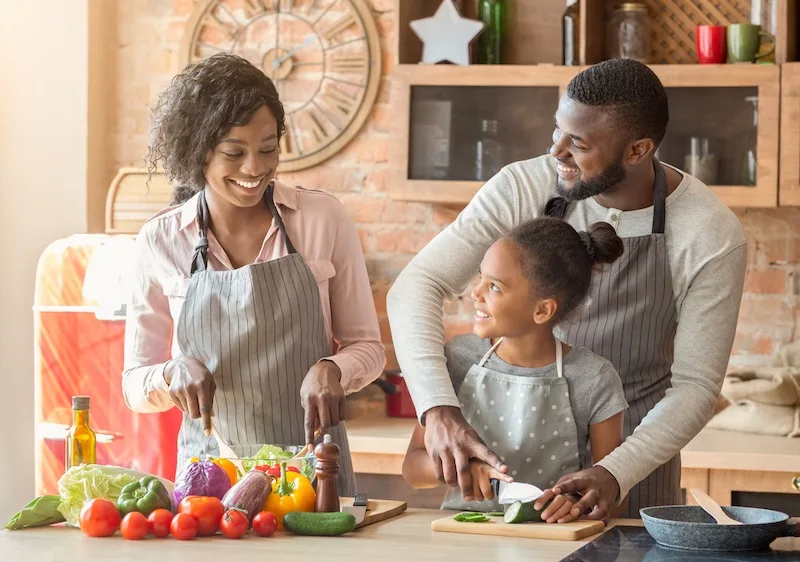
[{"xmin": 494, "ymin": 480, "xmax": 545, "ymax": 505}]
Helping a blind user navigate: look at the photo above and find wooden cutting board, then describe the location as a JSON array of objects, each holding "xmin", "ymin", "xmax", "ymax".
[
  {"xmin": 339, "ymin": 497, "xmax": 408, "ymax": 529},
  {"xmin": 431, "ymin": 513, "xmax": 604, "ymax": 541}
]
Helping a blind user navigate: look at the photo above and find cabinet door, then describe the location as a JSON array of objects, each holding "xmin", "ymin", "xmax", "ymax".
[
  {"xmin": 780, "ymin": 62, "xmax": 800, "ymax": 206},
  {"xmin": 649, "ymin": 66, "xmax": 779, "ymax": 208}
]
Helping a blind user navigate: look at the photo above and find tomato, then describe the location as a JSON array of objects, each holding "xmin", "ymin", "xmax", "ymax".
[
  {"xmin": 178, "ymin": 495, "xmax": 225, "ymax": 536},
  {"xmin": 170, "ymin": 512, "xmax": 198, "ymax": 540},
  {"xmin": 252, "ymin": 511, "xmax": 278, "ymax": 537},
  {"xmin": 120, "ymin": 512, "xmax": 149, "ymax": 540},
  {"xmin": 254, "ymin": 464, "xmax": 299, "ymax": 478},
  {"xmin": 147, "ymin": 508, "xmax": 174, "ymax": 539},
  {"xmin": 219, "ymin": 508, "xmax": 249, "ymax": 539},
  {"xmin": 79, "ymin": 498, "xmax": 121, "ymax": 538}
]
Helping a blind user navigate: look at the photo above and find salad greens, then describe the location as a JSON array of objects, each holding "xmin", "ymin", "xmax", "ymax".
[{"xmin": 241, "ymin": 444, "xmax": 314, "ymax": 480}]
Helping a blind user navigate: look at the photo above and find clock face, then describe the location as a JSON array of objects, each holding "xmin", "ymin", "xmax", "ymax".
[{"xmin": 180, "ymin": 0, "xmax": 382, "ymax": 172}]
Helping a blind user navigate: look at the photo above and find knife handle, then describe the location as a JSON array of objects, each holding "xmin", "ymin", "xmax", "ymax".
[{"xmin": 490, "ymin": 478, "xmax": 499, "ymax": 497}]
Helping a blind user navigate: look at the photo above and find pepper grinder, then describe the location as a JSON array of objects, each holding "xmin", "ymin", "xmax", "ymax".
[{"xmin": 314, "ymin": 433, "xmax": 340, "ymax": 513}]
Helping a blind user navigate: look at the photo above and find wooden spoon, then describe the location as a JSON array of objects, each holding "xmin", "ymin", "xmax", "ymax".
[
  {"xmin": 209, "ymin": 419, "xmax": 246, "ymax": 475},
  {"xmin": 690, "ymin": 488, "xmax": 742, "ymax": 525}
]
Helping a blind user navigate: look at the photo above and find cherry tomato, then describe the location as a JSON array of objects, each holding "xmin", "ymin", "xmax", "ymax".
[
  {"xmin": 220, "ymin": 508, "xmax": 249, "ymax": 539},
  {"xmin": 170, "ymin": 512, "xmax": 198, "ymax": 540},
  {"xmin": 147, "ymin": 508, "xmax": 174, "ymax": 539},
  {"xmin": 120, "ymin": 512, "xmax": 149, "ymax": 540},
  {"xmin": 178, "ymin": 496, "xmax": 225, "ymax": 536},
  {"xmin": 252, "ymin": 511, "xmax": 278, "ymax": 537},
  {"xmin": 254, "ymin": 464, "xmax": 299, "ymax": 478},
  {"xmin": 79, "ymin": 498, "xmax": 121, "ymax": 538}
]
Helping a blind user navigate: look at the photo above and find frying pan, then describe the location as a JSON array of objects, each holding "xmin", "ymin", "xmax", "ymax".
[{"xmin": 640, "ymin": 505, "xmax": 799, "ymax": 552}]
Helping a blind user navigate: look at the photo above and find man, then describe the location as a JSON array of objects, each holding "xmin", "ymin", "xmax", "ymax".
[{"xmin": 387, "ymin": 59, "xmax": 746, "ymax": 520}]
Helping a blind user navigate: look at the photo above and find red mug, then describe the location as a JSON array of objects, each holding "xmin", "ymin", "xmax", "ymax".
[{"xmin": 696, "ymin": 25, "xmax": 727, "ymax": 64}]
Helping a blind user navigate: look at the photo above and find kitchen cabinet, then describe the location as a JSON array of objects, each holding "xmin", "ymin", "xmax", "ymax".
[
  {"xmin": 780, "ymin": 62, "xmax": 800, "ymax": 205},
  {"xmin": 389, "ymin": 64, "xmax": 781, "ymax": 208}
]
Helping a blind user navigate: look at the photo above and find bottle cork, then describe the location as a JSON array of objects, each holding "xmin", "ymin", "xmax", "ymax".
[{"xmin": 314, "ymin": 434, "xmax": 341, "ymax": 513}]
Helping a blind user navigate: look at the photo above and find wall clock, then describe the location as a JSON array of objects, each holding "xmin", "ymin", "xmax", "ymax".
[{"xmin": 180, "ymin": 0, "xmax": 382, "ymax": 172}]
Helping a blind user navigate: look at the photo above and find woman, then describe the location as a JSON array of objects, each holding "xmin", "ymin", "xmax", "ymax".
[{"xmin": 121, "ymin": 53, "xmax": 384, "ymax": 496}]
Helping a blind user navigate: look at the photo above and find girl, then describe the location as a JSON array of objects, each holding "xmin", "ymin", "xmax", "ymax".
[
  {"xmin": 122, "ymin": 53, "xmax": 384, "ymax": 496},
  {"xmin": 402, "ymin": 217, "xmax": 629, "ymax": 523}
]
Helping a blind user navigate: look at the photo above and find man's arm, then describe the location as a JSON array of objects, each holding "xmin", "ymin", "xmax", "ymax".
[
  {"xmin": 387, "ymin": 168, "xmax": 521, "ymax": 417},
  {"xmin": 557, "ymin": 243, "xmax": 747, "ymax": 517}
]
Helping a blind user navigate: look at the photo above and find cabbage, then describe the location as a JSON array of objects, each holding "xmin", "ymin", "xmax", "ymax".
[
  {"xmin": 172, "ymin": 460, "xmax": 232, "ymax": 506},
  {"xmin": 57, "ymin": 464, "xmax": 174, "ymax": 527}
]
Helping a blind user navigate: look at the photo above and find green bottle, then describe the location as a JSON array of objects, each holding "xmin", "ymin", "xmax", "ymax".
[{"xmin": 477, "ymin": 0, "xmax": 504, "ymax": 64}]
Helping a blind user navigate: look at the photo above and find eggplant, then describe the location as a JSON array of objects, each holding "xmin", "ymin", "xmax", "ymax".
[{"xmin": 221, "ymin": 470, "xmax": 271, "ymax": 521}]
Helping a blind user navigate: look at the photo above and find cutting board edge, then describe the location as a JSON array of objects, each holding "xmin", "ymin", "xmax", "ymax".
[{"xmin": 430, "ymin": 516, "xmax": 605, "ymax": 541}]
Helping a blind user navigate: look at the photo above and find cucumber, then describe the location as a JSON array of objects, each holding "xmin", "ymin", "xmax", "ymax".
[
  {"xmin": 503, "ymin": 499, "xmax": 552, "ymax": 524},
  {"xmin": 283, "ymin": 511, "xmax": 357, "ymax": 536}
]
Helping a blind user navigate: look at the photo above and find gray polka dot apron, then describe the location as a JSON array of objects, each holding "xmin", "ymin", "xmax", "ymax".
[
  {"xmin": 545, "ymin": 158, "xmax": 680, "ymax": 517},
  {"xmin": 173, "ymin": 185, "xmax": 357, "ymax": 498},
  {"xmin": 441, "ymin": 336, "xmax": 580, "ymax": 512}
]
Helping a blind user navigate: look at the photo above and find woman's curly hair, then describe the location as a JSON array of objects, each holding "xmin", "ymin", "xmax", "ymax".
[{"xmin": 146, "ymin": 53, "xmax": 286, "ymax": 204}]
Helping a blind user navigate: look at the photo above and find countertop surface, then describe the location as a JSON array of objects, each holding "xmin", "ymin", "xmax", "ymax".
[
  {"xmin": 0, "ymin": 512, "xmax": 631, "ymax": 562},
  {"xmin": 3, "ymin": 513, "xmax": 799, "ymax": 562},
  {"xmin": 345, "ymin": 418, "xmax": 800, "ymax": 473}
]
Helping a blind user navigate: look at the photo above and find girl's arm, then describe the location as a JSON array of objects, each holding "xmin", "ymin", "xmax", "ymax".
[{"xmin": 589, "ymin": 412, "xmax": 628, "ymax": 516}]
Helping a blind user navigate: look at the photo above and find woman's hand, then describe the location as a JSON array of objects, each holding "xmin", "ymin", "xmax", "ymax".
[
  {"xmin": 467, "ymin": 459, "xmax": 513, "ymax": 503},
  {"xmin": 165, "ymin": 357, "xmax": 216, "ymax": 435},
  {"xmin": 300, "ymin": 360, "xmax": 346, "ymax": 445},
  {"xmin": 536, "ymin": 489, "xmax": 579, "ymax": 524}
]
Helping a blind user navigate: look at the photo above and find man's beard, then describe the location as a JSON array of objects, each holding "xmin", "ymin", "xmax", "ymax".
[{"xmin": 556, "ymin": 155, "xmax": 627, "ymax": 202}]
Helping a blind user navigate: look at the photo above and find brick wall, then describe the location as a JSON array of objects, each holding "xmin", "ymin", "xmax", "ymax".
[{"xmin": 114, "ymin": 0, "xmax": 799, "ymax": 378}]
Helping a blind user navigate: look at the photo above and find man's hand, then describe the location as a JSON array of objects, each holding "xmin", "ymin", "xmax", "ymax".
[
  {"xmin": 468, "ymin": 460, "xmax": 513, "ymax": 503},
  {"xmin": 423, "ymin": 406, "xmax": 508, "ymax": 502},
  {"xmin": 300, "ymin": 360, "xmax": 345, "ymax": 445},
  {"xmin": 553, "ymin": 466, "xmax": 620, "ymax": 523}
]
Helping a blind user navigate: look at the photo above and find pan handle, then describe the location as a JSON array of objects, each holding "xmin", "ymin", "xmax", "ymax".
[{"xmin": 784, "ymin": 519, "xmax": 800, "ymax": 538}]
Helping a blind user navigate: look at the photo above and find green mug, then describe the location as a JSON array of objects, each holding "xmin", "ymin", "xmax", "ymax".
[{"xmin": 727, "ymin": 23, "xmax": 775, "ymax": 63}]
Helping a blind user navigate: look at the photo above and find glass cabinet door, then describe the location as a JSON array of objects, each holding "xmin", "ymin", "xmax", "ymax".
[
  {"xmin": 408, "ymin": 86, "xmax": 559, "ymax": 182},
  {"xmin": 657, "ymin": 87, "xmax": 760, "ymax": 187}
]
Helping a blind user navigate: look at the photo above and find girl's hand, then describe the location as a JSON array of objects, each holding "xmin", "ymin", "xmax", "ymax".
[
  {"xmin": 467, "ymin": 460, "xmax": 513, "ymax": 502},
  {"xmin": 536, "ymin": 489, "xmax": 579, "ymax": 524}
]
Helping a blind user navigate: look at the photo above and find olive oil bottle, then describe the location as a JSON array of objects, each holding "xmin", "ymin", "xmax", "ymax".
[{"xmin": 65, "ymin": 396, "xmax": 96, "ymax": 469}]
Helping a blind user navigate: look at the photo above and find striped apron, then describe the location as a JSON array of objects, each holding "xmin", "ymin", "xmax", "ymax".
[
  {"xmin": 173, "ymin": 185, "xmax": 357, "ymax": 497},
  {"xmin": 545, "ymin": 159, "xmax": 680, "ymax": 517}
]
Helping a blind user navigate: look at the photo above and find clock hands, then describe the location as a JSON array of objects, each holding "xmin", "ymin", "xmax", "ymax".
[{"xmin": 272, "ymin": 34, "xmax": 317, "ymax": 70}]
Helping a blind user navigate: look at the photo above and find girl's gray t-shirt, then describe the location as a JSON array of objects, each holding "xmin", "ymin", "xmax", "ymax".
[{"xmin": 446, "ymin": 333, "xmax": 629, "ymax": 470}]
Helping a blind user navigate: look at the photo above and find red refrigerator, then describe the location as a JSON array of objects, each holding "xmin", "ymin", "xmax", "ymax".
[{"xmin": 33, "ymin": 234, "xmax": 181, "ymax": 495}]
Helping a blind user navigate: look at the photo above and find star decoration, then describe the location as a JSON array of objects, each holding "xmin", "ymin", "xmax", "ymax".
[{"xmin": 409, "ymin": 0, "xmax": 485, "ymax": 66}]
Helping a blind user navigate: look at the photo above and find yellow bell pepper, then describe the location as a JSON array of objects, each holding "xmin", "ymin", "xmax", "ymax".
[
  {"xmin": 264, "ymin": 461, "xmax": 316, "ymax": 528},
  {"xmin": 189, "ymin": 456, "xmax": 238, "ymax": 486}
]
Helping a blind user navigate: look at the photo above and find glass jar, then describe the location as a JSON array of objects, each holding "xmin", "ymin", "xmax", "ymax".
[
  {"xmin": 475, "ymin": 119, "xmax": 504, "ymax": 181},
  {"xmin": 562, "ymin": 0, "xmax": 580, "ymax": 66},
  {"xmin": 684, "ymin": 137, "xmax": 718, "ymax": 185},
  {"xmin": 741, "ymin": 96, "xmax": 758, "ymax": 186},
  {"xmin": 607, "ymin": 3, "xmax": 651, "ymax": 63}
]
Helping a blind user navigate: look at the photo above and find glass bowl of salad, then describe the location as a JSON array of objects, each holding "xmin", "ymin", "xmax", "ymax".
[{"xmin": 222, "ymin": 444, "xmax": 317, "ymax": 483}]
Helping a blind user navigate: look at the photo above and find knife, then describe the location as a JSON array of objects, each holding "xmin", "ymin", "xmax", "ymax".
[{"xmin": 491, "ymin": 479, "xmax": 545, "ymax": 505}]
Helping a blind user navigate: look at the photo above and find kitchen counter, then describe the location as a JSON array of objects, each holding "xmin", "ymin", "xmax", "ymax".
[
  {"xmin": 346, "ymin": 419, "xmax": 800, "ymax": 507},
  {"xmin": 1, "ymin": 513, "xmax": 635, "ymax": 562},
  {"xmin": 5, "ymin": 512, "xmax": 799, "ymax": 561}
]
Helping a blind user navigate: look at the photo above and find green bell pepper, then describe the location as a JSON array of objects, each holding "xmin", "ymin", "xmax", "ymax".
[{"xmin": 116, "ymin": 476, "xmax": 171, "ymax": 516}]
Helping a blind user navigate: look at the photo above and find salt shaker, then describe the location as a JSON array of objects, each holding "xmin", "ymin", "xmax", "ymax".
[{"xmin": 314, "ymin": 433, "xmax": 341, "ymax": 513}]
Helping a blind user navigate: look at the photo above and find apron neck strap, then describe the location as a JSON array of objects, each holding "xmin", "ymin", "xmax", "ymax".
[
  {"xmin": 479, "ymin": 336, "xmax": 564, "ymax": 377},
  {"xmin": 190, "ymin": 182, "xmax": 298, "ymax": 275}
]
